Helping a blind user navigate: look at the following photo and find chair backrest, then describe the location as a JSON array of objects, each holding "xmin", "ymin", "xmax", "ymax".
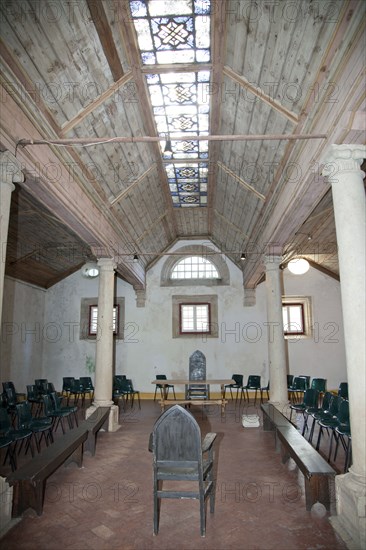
[
  {"xmin": 2, "ymin": 381, "xmax": 16, "ymax": 397},
  {"xmin": 338, "ymin": 382, "xmax": 348, "ymax": 399},
  {"xmin": 16, "ymin": 402, "xmax": 32, "ymax": 428},
  {"xmin": 320, "ymin": 391, "xmax": 333, "ymax": 412},
  {"xmin": 337, "ymin": 398, "xmax": 349, "ymax": 424},
  {"xmin": 5, "ymin": 387, "xmax": 17, "ymax": 407},
  {"xmin": 50, "ymin": 392, "xmax": 62, "ymax": 410},
  {"xmin": 298, "ymin": 375, "xmax": 310, "ymax": 389},
  {"xmin": 246, "ymin": 375, "xmax": 261, "ymax": 389},
  {"xmin": 287, "ymin": 375, "xmax": 294, "ymax": 388},
  {"xmin": 27, "ymin": 384, "xmax": 38, "ymax": 399},
  {"xmin": 156, "ymin": 374, "xmax": 167, "ymax": 381},
  {"xmin": 35, "ymin": 379, "xmax": 48, "ymax": 395},
  {"xmin": 62, "ymin": 377, "xmax": 74, "ymax": 391},
  {"xmin": 0, "ymin": 407, "xmax": 12, "ymax": 432},
  {"xmin": 80, "ymin": 377, "xmax": 94, "ymax": 389},
  {"xmin": 232, "ymin": 374, "xmax": 243, "ymax": 386},
  {"xmin": 46, "ymin": 382, "xmax": 56, "ymax": 394},
  {"xmin": 311, "ymin": 378, "xmax": 327, "ymax": 393},
  {"xmin": 152, "ymin": 405, "xmax": 202, "ymax": 471},
  {"xmin": 189, "ymin": 350, "xmax": 206, "ymax": 380},
  {"xmin": 303, "ymin": 388, "xmax": 319, "ymax": 407},
  {"xmin": 42, "ymin": 394, "xmax": 55, "ymax": 416},
  {"xmin": 293, "ymin": 376, "xmax": 307, "ymax": 391},
  {"xmin": 328, "ymin": 395, "xmax": 341, "ymax": 416}
]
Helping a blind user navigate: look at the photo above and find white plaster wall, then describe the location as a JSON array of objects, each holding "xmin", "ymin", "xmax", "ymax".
[
  {"xmin": 0, "ymin": 277, "xmax": 45, "ymax": 390},
  {"xmin": 42, "ymin": 271, "xmax": 100, "ymax": 390},
  {"xmin": 282, "ymin": 264, "xmax": 347, "ymax": 390},
  {"xmin": 2, "ymin": 241, "xmax": 347, "ymax": 395}
]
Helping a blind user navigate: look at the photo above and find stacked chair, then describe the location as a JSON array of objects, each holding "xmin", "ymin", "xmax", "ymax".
[
  {"xmin": 0, "ymin": 407, "xmax": 34, "ymax": 470},
  {"xmin": 16, "ymin": 401, "xmax": 53, "ymax": 453}
]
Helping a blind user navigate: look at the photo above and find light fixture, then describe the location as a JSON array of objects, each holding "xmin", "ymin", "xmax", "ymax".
[
  {"xmin": 240, "ymin": 252, "xmax": 246, "ymax": 261},
  {"xmin": 287, "ymin": 258, "xmax": 310, "ymax": 275},
  {"xmin": 81, "ymin": 261, "xmax": 99, "ymax": 278},
  {"xmin": 163, "ymin": 136, "xmax": 172, "ymax": 155},
  {"xmin": 133, "ymin": 254, "xmax": 139, "ymax": 263}
]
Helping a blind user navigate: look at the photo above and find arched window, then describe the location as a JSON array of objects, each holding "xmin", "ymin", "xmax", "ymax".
[
  {"xmin": 171, "ymin": 256, "xmax": 219, "ymax": 280},
  {"xmin": 160, "ymin": 244, "xmax": 230, "ymax": 287}
]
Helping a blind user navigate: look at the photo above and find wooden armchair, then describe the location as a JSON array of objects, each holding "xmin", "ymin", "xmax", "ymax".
[{"xmin": 150, "ymin": 404, "xmax": 216, "ymax": 536}]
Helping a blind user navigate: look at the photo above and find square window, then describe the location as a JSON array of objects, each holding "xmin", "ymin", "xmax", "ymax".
[
  {"xmin": 88, "ymin": 305, "xmax": 120, "ymax": 336},
  {"xmin": 282, "ymin": 296, "xmax": 312, "ymax": 339},
  {"xmin": 282, "ymin": 303, "xmax": 304, "ymax": 335},
  {"xmin": 180, "ymin": 303, "xmax": 210, "ymax": 333},
  {"xmin": 172, "ymin": 295, "xmax": 218, "ymax": 338}
]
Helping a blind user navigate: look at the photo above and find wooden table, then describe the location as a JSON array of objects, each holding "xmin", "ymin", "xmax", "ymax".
[{"xmin": 151, "ymin": 379, "xmax": 234, "ymax": 414}]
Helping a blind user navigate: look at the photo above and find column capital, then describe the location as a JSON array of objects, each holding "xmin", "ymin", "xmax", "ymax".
[
  {"xmin": 322, "ymin": 144, "xmax": 366, "ymax": 178},
  {"xmin": 0, "ymin": 151, "xmax": 25, "ymax": 187},
  {"xmin": 97, "ymin": 257, "xmax": 117, "ymax": 271}
]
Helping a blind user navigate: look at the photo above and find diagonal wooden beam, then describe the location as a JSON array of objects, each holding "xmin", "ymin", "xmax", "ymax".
[
  {"xmin": 109, "ymin": 165, "xmax": 156, "ymax": 206},
  {"xmin": 86, "ymin": 0, "xmax": 124, "ymax": 82},
  {"xmin": 60, "ymin": 72, "xmax": 133, "ymax": 136},
  {"xmin": 214, "ymin": 209, "xmax": 250, "ymax": 240},
  {"xmin": 217, "ymin": 161, "xmax": 266, "ymax": 201},
  {"xmin": 223, "ymin": 65, "xmax": 299, "ymax": 124}
]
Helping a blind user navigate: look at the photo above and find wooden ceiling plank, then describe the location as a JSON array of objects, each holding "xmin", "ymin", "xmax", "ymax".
[{"xmin": 86, "ymin": 0, "xmax": 124, "ymax": 82}]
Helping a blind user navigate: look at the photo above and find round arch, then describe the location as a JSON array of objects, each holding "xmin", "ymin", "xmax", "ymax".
[{"xmin": 160, "ymin": 244, "xmax": 230, "ymax": 286}]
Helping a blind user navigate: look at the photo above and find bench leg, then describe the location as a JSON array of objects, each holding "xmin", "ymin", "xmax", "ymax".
[
  {"xmin": 304, "ymin": 475, "xmax": 333, "ymax": 511},
  {"xmin": 12, "ymin": 479, "xmax": 45, "ymax": 517},
  {"xmin": 262, "ymin": 414, "xmax": 273, "ymax": 432},
  {"xmin": 64, "ymin": 443, "xmax": 84, "ymax": 468}
]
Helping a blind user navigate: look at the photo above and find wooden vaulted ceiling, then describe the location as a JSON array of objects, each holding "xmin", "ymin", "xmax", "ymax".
[{"xmin": 0, "ymin": 0, "xmax": 365, "ymax": 290}]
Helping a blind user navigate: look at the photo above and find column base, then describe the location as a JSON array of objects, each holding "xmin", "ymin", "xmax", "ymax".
[
  {"xmin": 329, "ymin": 470, "xmax": 366, "ymax": 549},
  {"xmin": 86, "ymin": 402, "xmax": 120, "ymax": 432}
]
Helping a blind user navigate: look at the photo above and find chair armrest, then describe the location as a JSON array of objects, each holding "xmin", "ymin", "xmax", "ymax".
[
  {"xmin": 202, "ymin": 432, "xmax": 217, "ymax": 453},
  {"xmin": 148, "ymin": 432, "xmax": 153, "ymax": 452}
]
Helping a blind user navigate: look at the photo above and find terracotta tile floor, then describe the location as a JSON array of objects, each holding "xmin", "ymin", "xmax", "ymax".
[{"xmin": 1, "ymin": 399, "xmax": 348, "ymax": 550}]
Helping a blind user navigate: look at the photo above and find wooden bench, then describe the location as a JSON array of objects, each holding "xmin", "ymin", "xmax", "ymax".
[
  {"xmin": 161, "ymin": 399, "xmax": 227, "ymax": 415},
  {"xmin": 261, "ymin": 403, "xmax": 336, "ymax": 511},
  {"xmin": 83, "ymin": 406, "xmax": 110, "ymax": 456},
  {"xmin": 6, "ymin": 425, "xmax": 88, "ymax": 517}
]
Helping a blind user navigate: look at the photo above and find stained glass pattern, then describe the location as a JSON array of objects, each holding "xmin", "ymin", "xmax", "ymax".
[{"xmin": 130, "ymin": 0, "xmax": 211, "ymax": 207}]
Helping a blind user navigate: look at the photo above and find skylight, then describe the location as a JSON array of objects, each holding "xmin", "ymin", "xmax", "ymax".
[{"xmin": 130, "ymin": 0, "xmax": 211, "ymax": 207}]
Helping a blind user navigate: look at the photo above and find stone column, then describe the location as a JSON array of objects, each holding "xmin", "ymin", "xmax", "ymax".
[
  {"xmin": 264, "ymin": 255, "xmax": 288, "ymax": 408},
  {"xmin": 322, "ymin": 144, "xmax": 366, "ymax": 549},
  {"xmin": 0, "ymin": 152, "xmax": 24, "ymax": 331},
  {"xmin": 86, "ymin": 257, "xmax": 119, "ymax": 431}
]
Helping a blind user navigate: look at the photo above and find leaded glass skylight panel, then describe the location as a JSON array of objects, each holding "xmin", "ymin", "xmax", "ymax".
[
  {"xmin": 130, "ymin": 0, "xmax": 211, "ymax": 65},
  {"xmin": 130, "ymin": 1, "xmax": 212, "ymax": 207},
  {"xmin": 167, "ymin": 162, "xmax": 208, "ymax": 207}
]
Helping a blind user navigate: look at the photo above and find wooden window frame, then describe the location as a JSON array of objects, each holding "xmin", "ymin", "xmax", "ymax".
[
  {"xmin": 282, "ymin": 303, "xmax": 305, "ymax": 336},
  {"xmin": 179, "ymin": 302, "xmax": 211, "ymax": 335},
  {"xmin": 281, "ymin": 296, "xmax": 313, "ymax": 340},
  {"xmin": 88, "ymin": 304, "xmax": 120, "ymax": 336},
  {"xmin": 80, "ymin": 297, "xmax": 125, "ymax": 340}
]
